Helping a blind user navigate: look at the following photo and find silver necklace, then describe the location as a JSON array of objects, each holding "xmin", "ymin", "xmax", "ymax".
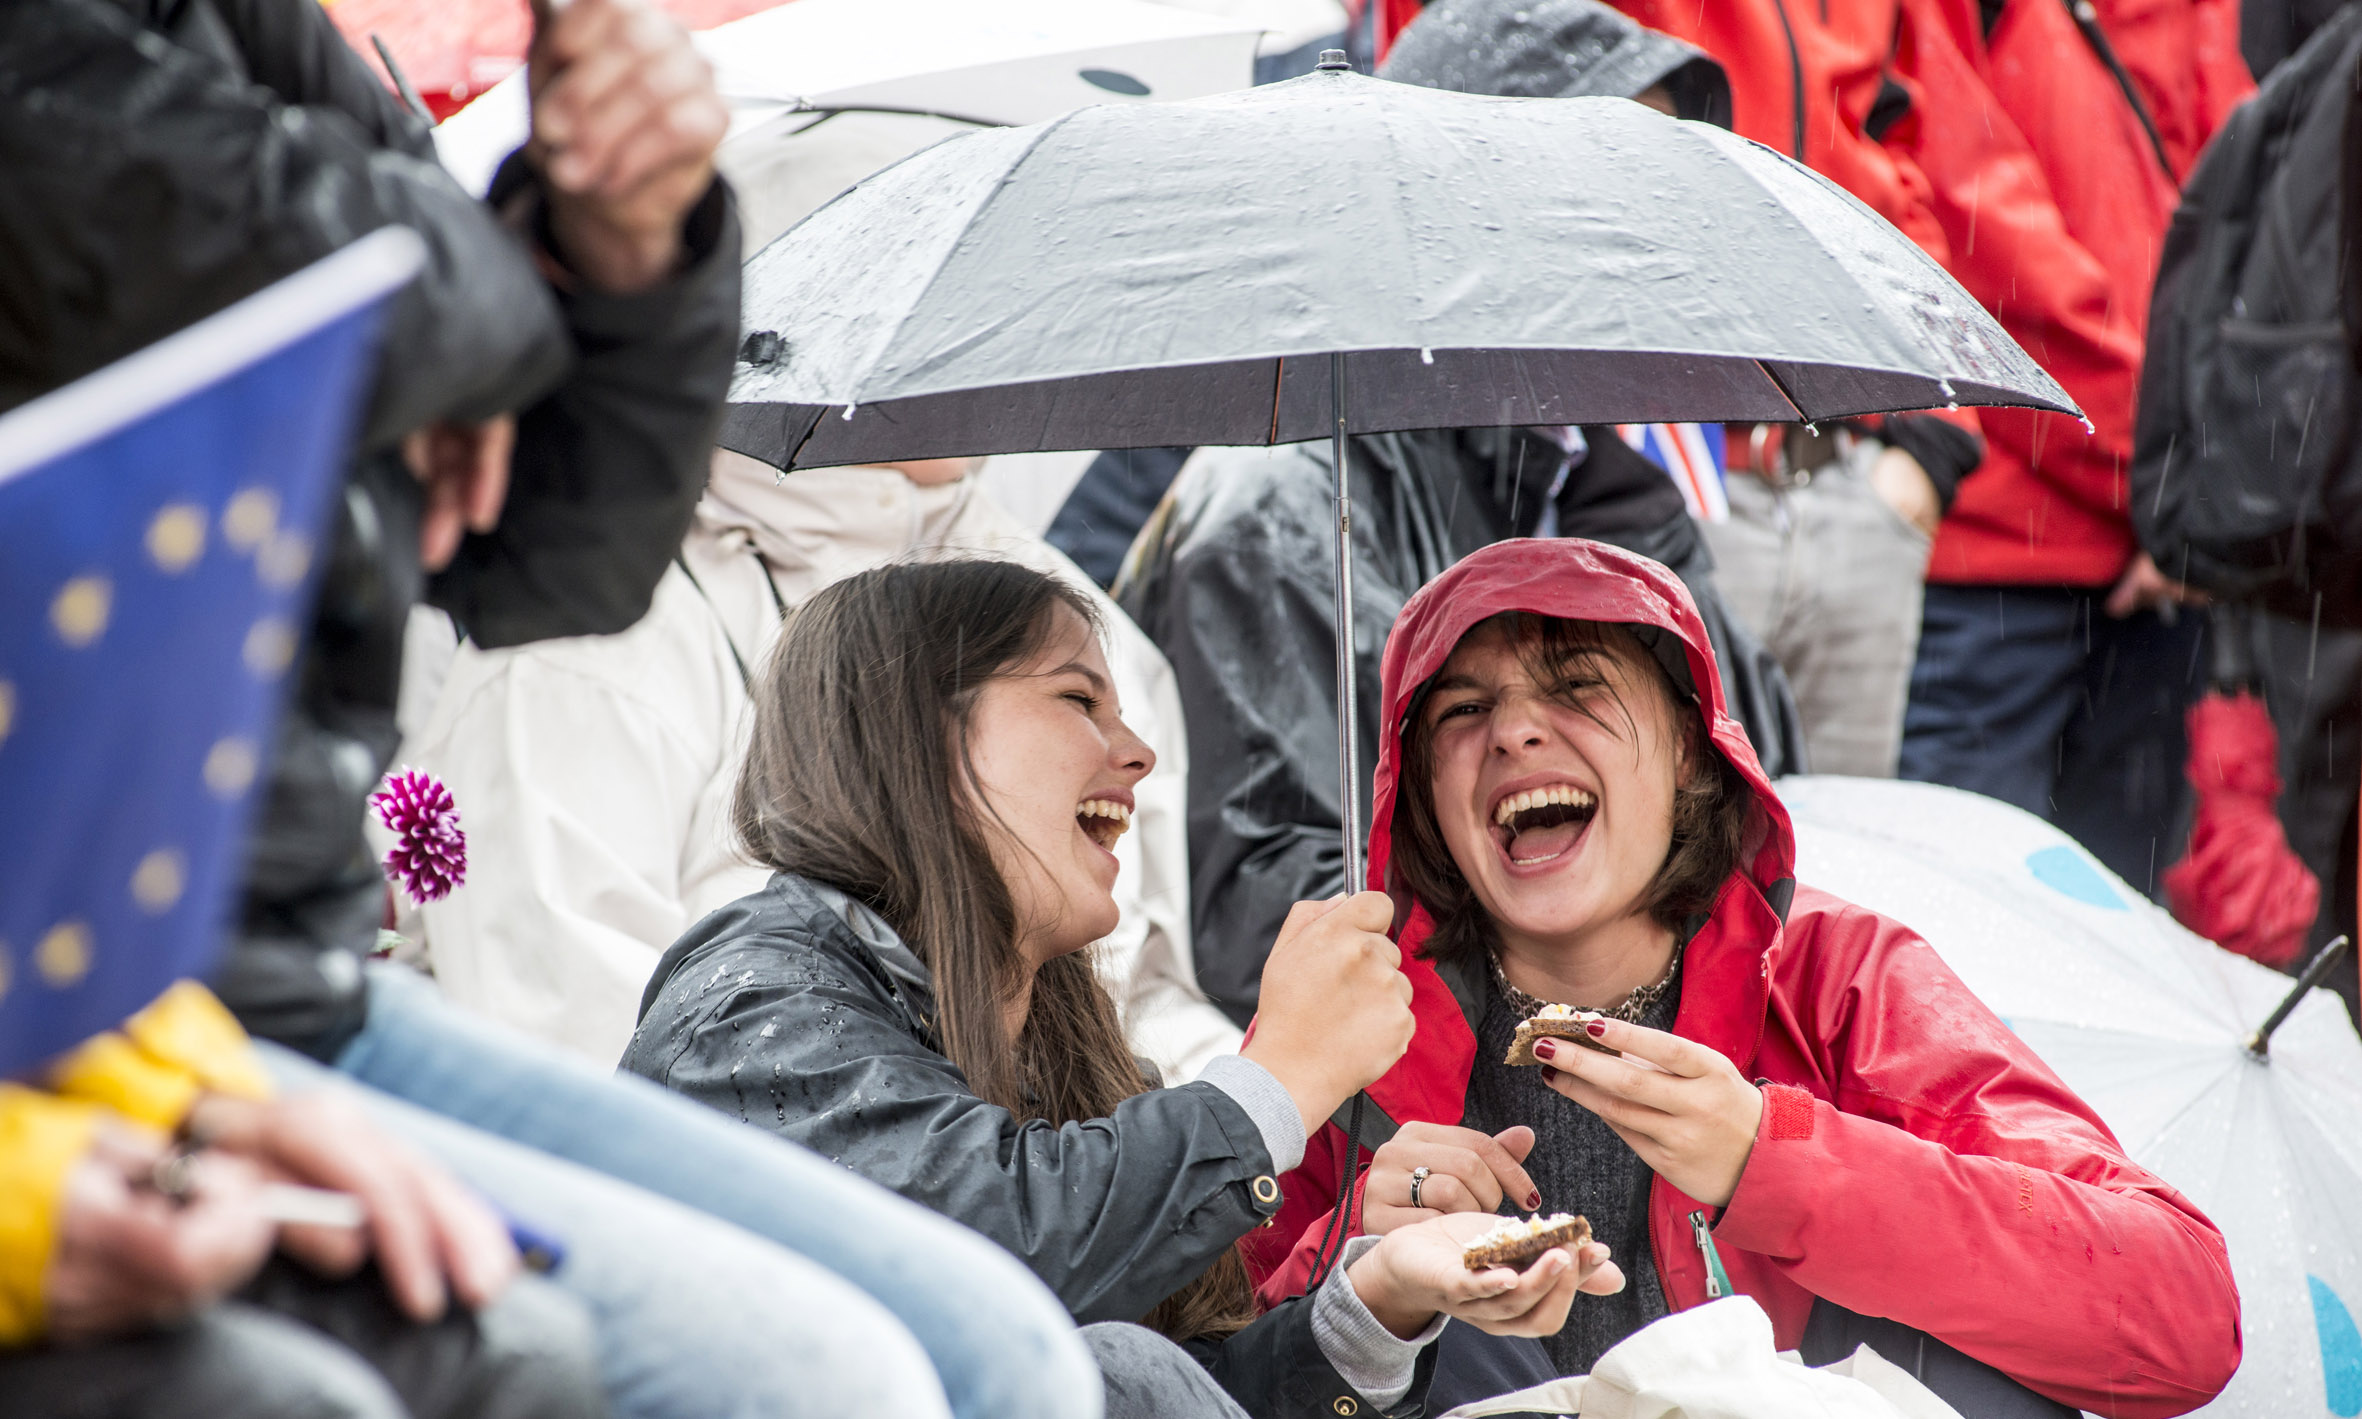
[{"xmin": 1488, "ymin": 940, "xmax": 1685, "ymax": 1025}]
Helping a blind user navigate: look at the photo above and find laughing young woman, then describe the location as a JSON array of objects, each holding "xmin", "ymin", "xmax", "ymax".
[
  {"xmin": 1246, "ymin": 538, "xmax": 2242, "ymax": 1419},
  {"xmin": 620, "ymin": 558, "xmax": 1624, "ymax": 1419}
]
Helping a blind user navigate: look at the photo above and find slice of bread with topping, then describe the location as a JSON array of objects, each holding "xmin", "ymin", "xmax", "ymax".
[
  {"xmin": 1504, "ymin": 1004, "xmax": 1618, "ymax": 1066},
  {"xmin": 1461, "ymin": 1213, "xmax": 1592, "ymax": 1272}
]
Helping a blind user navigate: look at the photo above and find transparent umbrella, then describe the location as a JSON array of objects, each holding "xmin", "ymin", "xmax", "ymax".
[{"xmin": 1780, "ymin": 775, "xmax": 2362, "ymax": 1419}]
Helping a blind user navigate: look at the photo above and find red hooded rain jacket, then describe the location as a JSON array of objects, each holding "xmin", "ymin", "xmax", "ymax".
[{"xmin": 1241, "ymin": 538, "xmax": 2241, "ymax": 1417}]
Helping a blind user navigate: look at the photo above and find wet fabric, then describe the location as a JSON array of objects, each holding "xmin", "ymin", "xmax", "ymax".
[
  {"xmin": 718, "ymin": 64, "xmax": 2069, "ymax": 473},
  {"xmin": 622, "ymin": 871, "xmax": 1286, "ymax": 1326},
  {"xmin": 2131, "ymin": 4, "xmax": 2362, "ymax": 619},
  {"xmin": 1247, "ymin": 537, "xmax": 2241, "ymax": 1419},
  {"xmin": 1116, "ymin": 429, "xmax": 1804, "ymax": 1024}
]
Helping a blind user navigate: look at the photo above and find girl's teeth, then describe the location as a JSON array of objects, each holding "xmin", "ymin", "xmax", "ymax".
[
  {"xmin": 1076, "ymin": 799, "xmax": 1132, "ymax": 845},
  {"xmin": 1492, "ymin": 785, "xmax": 1597, "ymax": 827}
]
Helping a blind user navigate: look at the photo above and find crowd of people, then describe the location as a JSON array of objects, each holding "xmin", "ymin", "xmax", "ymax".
[{"xmin": 5, "ymin": 0, "xmax": 2358, "ymax": 1413}]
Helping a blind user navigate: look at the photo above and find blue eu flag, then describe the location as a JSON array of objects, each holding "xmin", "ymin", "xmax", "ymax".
[{"xmin": 0, "ymin": 229, "xmax": 424, "ymax": 1076}]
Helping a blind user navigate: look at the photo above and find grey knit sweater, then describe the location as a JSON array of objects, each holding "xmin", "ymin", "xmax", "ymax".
[{"xmin": 1459, "ymin": 966, "xmax": 1682, "ymax": 1375}]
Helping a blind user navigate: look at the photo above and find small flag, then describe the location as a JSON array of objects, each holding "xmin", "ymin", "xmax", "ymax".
[
  {"xmin": 1617, "ymin": 423, "xmax": 1728, "ymax": 523},
  {"xmin": 0, "ymin": 229, "xmax": 424, "ymax": 1077}
]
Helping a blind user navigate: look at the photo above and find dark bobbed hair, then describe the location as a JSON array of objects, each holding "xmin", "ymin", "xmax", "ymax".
[
  {"xmin": 731, "ymin": 556, "xmax": 1254, "ymax": 1340},
  {"xmin": 1390, "ymin": 613, "xmax": 1752, "ymax": 969}
]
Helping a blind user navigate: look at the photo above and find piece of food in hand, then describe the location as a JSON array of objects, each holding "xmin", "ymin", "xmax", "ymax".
[
  {"xmin": 1461, "ymin": 1212, "xmax": 1592, "ymax": 1271},
  {"xmin": 1504, "ymin": 1003, "xmax": 1618, "ymax": 1065}
]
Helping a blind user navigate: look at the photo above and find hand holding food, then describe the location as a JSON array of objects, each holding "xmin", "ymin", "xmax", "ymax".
[
  {"xmin": 1346, "ymin": 1210, "xmax": 1623, "ymax": 1341},
  {"xmin": 1531, "ymin": 1016, "xmax": 1763, "ymax": 1209},
  {"xmin": 1504, "ymin": 1003, "xmax": 1619, "ymax": 1066}
]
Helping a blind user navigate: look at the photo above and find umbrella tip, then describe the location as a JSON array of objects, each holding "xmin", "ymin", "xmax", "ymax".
[{"xmin": 1316, "ymin": 49, "xmax": 1352, "ymax": 73}]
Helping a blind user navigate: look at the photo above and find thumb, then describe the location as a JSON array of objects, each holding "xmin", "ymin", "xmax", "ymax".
[{"xmin": 1337, "ymin": 889, "xmax": 1396, "ymax": 934}]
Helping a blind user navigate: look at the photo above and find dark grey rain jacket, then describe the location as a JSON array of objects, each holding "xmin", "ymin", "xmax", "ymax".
[
  {"xmin": 622, "ymin": 871, "xmax": 1436, "ymax": 1419},
  {"xmin": 1115, "ymin": 429, "xmax": 1807, "ymax": 1026}
]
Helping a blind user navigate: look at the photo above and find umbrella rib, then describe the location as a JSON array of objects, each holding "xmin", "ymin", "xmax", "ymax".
[
  {"xmin": 1267, "ymin": 359, "xmax": 1284, "ymax": 445},
  {"xmin": 1754, "ymin": 359, "xmax": 1809, "ymax": 423},
  {"xmin": 789, "ymin": 103, "xmax": 1007, "ymax": 131}
]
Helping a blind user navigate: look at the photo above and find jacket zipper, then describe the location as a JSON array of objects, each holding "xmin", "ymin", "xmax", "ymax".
[
  {"xmin": 1688, "ymin": 1210, "xmax": 1734, "ymax": 1300},
  {"xmin": 1767, "ymin": 0, "xmax": 1809, "ymax": 160},
  {"xmin": 2061, "ymin": 0, "xmax": 2175, "ymax": 181}
]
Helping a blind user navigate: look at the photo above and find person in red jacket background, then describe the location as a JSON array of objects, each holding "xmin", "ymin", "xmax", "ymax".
[
  {"xmin": 1889, "ymin": 0, "xmax": 2250, "ymax": 897},
  {"xmin": 1245, "ymin": 537, "xmax": 2242, "ymax": 1418},
  {"xmin": 1367, "ymin": 0, "xmax": 2253, "ymax": 893}
]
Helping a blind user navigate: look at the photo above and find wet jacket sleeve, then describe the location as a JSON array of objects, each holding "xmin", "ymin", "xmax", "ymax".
[
  {"xmin": 0, "ymin": 0, "xmax": 568, "ymax": 440},
  {"xmin": 1713, "ymin": 906, "xmax": 2241, "ymax": 1418},
  {"xmin": 626, "ymin": 936, "xmax": 1287, "ymax": 1324}
]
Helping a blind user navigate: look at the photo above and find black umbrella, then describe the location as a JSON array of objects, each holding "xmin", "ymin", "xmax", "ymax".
[{"xmin": 722, "ymin": 56, "xmax": 2076, "ymax": 890}]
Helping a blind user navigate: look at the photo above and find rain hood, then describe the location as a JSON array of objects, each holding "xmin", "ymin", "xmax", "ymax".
[
  {"xmin": 1379, "ymin": 0, "xmax": 1731, "ymax": 125},
  {"xmin": 1359, "ymin": 537, "xmax": 1796, "ymax": 1129}
]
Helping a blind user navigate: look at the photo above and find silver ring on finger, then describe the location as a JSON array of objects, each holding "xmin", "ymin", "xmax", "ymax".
[{"xmin": 1409, "ymin": 1165, "xmax": 1432, "ymax": 1209}]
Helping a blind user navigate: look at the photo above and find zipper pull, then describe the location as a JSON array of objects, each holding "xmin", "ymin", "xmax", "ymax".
[{"xmin": 1688, "ymin": 1210, "xmax": 1733, "ymax": 1301}]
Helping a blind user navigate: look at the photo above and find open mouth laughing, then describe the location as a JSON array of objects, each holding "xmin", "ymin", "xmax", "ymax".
[
  {"xmin": 1489, "ymin": 783, "xmax": 1598, "ymax": 867},
  {"xmin": 1076, "ymin": 797, "xmax": 1132, "ymax": 852}
]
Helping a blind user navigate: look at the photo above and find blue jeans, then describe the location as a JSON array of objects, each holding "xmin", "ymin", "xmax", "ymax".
[
  {"xmin": 264, "ymin": 1042, "xmax": 951, "ymax": 1419},
  {"xmin": 333, "ymin": 965, "xmax": 1099, "ymax": 1419},
  {"xmin": 1901, "ymin": 584, "xmax": 2204, "ymax": 897}
]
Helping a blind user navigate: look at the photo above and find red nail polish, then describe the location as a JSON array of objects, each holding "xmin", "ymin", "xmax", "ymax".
[
  {"xmin": 1585, "ymin": 1021, "xmax": 1608, "ymax": 1038},
  {"xmin": 1532, "ymin": 1038, "xmax": 1556, "ymax": 1060},
  {"xmin": 1526, "ymin": 1192, "xmax": 1542, "ymax": 1210}
]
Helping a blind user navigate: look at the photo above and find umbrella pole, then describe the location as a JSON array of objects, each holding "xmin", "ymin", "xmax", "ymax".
[
  {"xmin": 2245, "ymin": 934, "xmax": 2351, "ymax": 1059},
  {"xmin": 1331, "ymin": 351, "xmax": 1366, "ymax": 892}
]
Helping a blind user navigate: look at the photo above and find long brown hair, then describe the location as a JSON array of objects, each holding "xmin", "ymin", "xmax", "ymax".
[
  {"xmin": 733, "ymin": 557, "xmax": 1256, "ymax": 1340},
  {"xmin": 1390, "ymin": 613, "xmax": 1752, "ymax": 970}
]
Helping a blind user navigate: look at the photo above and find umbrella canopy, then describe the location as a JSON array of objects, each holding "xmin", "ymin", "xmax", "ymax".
[
  {"xmin": 721, "ymin": 65, "xmax": 2074, "ymax": 471},
  {"xmin": 1780, "ymin": 775, "xmax": 2362, "ymax": 1419},
  {"xmin": 429, "ymin": 0, "xmax": 1262, "ymax": 196}
]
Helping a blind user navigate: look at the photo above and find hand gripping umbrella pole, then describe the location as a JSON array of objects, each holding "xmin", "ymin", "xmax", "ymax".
[{"xmin": 2245, "ymin": 933, "xmax": 2351, "ymax": 1059}]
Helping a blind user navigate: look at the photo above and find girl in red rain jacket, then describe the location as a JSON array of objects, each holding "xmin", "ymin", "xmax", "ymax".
[{"xmin": 1243, "ymin": 538, "xmax": 2240, "ymax": 1417}]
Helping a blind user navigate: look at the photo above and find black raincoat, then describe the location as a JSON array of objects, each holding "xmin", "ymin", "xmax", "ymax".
[
  {"xmin": 623, "ymin": 872, "xmax": 1436, "ymax": 1419},
  {"xmin": 1, "ymin": 0, "xmax": 742, "ymax": 1054},
  {"xmin": 1116, "ymin": 429, "xmax": 1806, "ymax": 1025}
]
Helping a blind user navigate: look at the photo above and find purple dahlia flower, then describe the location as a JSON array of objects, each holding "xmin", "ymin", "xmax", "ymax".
[{"xmin": 371, "ymin": 767, "xmax": 467, "ymax": 904}]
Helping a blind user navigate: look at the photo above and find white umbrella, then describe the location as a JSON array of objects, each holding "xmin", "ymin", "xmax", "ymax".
[
  {"xmin": 1779, "ymin": 775, "xmax": 2362, "ymax": 1419},
  {"xmin": 430, "ymin": 0, "xmax": 1262, "ymax": 197}
]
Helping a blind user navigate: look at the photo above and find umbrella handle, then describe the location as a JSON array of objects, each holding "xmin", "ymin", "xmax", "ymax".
[
  {"xmin": 2245, "ymin": 934, "xmax": 2351, "ymax": 1059},
  {"xmin": 1331, "ymin": 351, "xmax": 1365, "ymax": 893}
]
